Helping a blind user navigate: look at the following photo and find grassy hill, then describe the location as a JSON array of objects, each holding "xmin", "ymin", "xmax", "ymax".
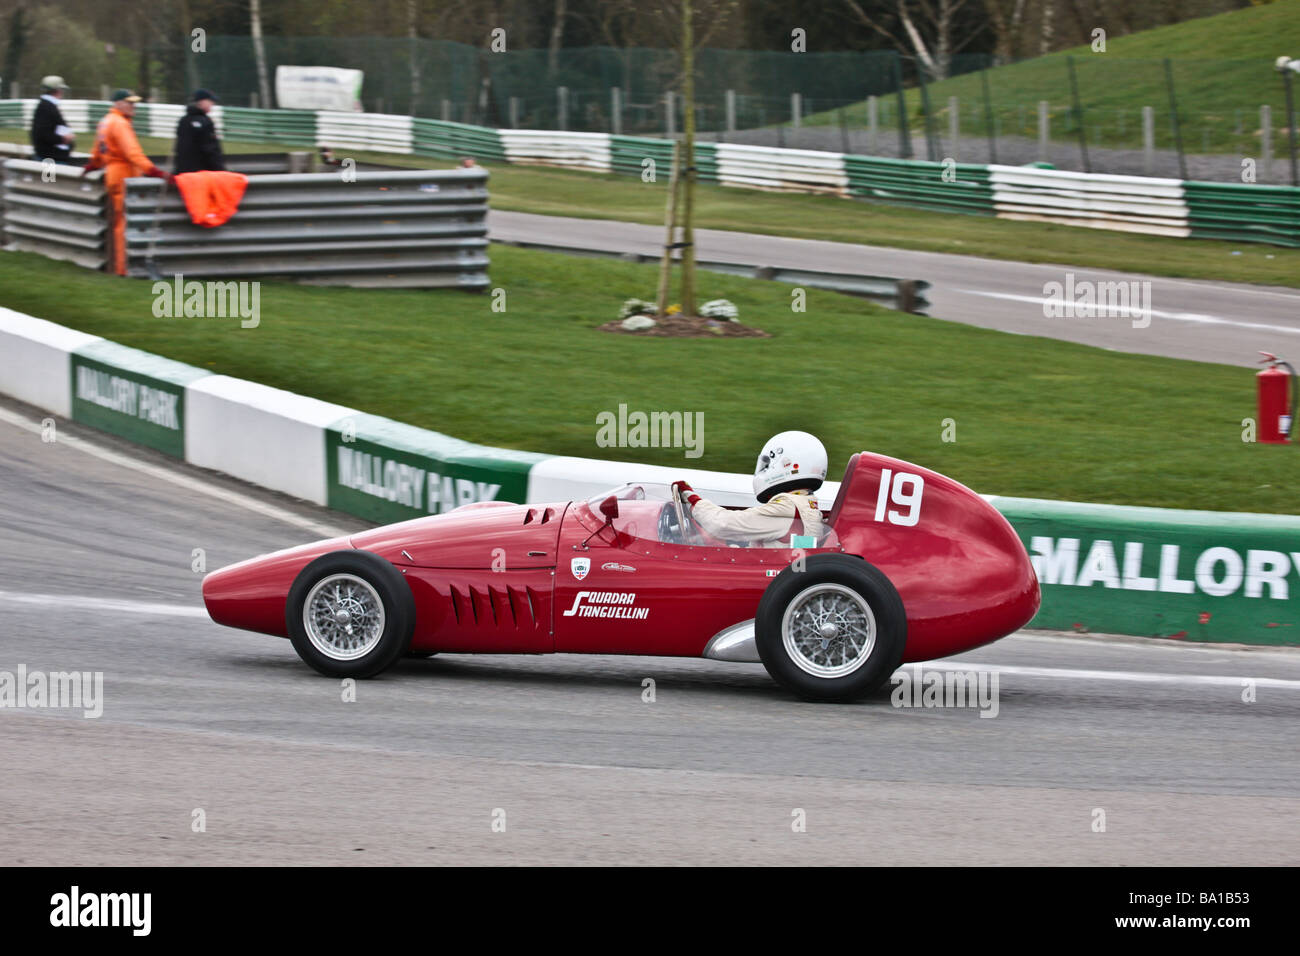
[{"xmin": 806, "ymin": 0, "xmax": 1300, "ymax": 156}]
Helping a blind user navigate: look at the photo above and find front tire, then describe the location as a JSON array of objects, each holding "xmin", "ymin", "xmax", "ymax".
[
  {"xmin": 755, "ymin": 554, "xmax": 906, "ymax": 702},
  {"xmin": 286, "ymin": 550, "xmax": 415, "ymax": 678}
]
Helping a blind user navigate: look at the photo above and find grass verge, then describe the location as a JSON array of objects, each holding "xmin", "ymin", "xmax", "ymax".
[{"xmin": 0, "ymin": 246, "xmax": 1285, "ymax": 514}]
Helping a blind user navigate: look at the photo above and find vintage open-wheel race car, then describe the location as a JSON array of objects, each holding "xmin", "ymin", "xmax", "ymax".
[{"xmin": 203, "ymin": 451, "xmax": 1040, "ymax": 701}]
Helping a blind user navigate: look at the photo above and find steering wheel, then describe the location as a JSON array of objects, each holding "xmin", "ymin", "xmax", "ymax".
[
  {"xmin": 658, "ymin": 486, "xmax": 704, "ymax": 543},
  {"xmin": 657, "ymin": 500, "xmax": 687, "ymax": 544}
]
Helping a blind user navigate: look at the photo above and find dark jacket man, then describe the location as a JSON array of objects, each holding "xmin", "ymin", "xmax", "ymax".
[
  {"xmin": 172, "ymin": 91, "xmax": 225, "ymax": 174},
  {"xmin": 31, "ymin": 76, "xmax": 73, "ymax": 162}
]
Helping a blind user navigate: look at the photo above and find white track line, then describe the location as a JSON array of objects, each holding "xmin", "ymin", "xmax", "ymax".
[
  {"xmin": 922, "ymin": 659, "xmax": 1300, "ymax": 691},
  {"xmin": 0, "ymin": 591, "xmax": 209, "ymax": 618},
  {"xmin": 950, "ymin": 289, "xmax": 1300, "ymax": 336},
  {"xmin": 4, "ymin": 590, "xmax": 1298, "ymax": 691},
  {"xmin": 0, "ymin": 406, "xmax": 346, "ymax": 538}
]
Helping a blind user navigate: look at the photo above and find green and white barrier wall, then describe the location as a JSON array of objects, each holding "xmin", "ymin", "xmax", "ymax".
[
  {"xmin": 2, "ymin": 99, "xmax": 1297, "ymax": 248},
  {"xmin": 2, "ymin": 305, "xmax": 1297, "ymax": 647}
]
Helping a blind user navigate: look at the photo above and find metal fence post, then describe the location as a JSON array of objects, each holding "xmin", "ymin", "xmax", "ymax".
[
  {"xmin": 1164, "ymin": 58, "xmax": 1188, "ymax": 181},
  {"xmin": 867, "ymin": 95, "xmax": 878, "ymax": 154},
  {"xmin": 441, "ymin": 98, "xmax": 450, "ymax": 122},
  {"xmin": 791, "ymin": 92, "xmax": 802, "ymax": 129},
  {"xmin": 557, "ymin": 86, "xmax": 568, "ymax": 130},
  {"xmin": 725, "ymin": 89, "xmax": 736, "ymax": 133},
  {"xmin": 665, "ymin": 91, "xmax": 675, "ymax": 137},
  {"xmin": 892, "ymin": 54, "xmax": 912, "ymax": 159},
  {"xmin": 1282, "ymin": 69, "xmax": 1299, "ymax": 187},
  {"xmin": 509, "ymin": 96, "xmax": 519, "ymax": 129},
  {"xmin": 1037, "ymin": 100, "xmax": 1049, "ymax": 163},
  {"xmin": 917, "ymin": 70, "xmax": 938, "ymax": 162},
  {"xmin": 980, "ymin": 70, "xmax": 997, "ymax": 164},
  {"xmin": 1261, "ymin": 104, "xmax": 1273, "ymax": 183},
  {"xmin": 1066, "ymin": 56, "xmax": 1090, "ymax": 172},
  {"xmin": 1142, "ymin": 106, "xmax": 1155, "ymax": 176},
  {"xmin": 611, "ymin": 87, "xmax": 622, "ymax": 135}
]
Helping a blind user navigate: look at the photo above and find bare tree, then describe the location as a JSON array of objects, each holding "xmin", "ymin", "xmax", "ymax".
[
  {"xmin": 249, "ymin": 0, "xmax": 271, "ymax": 108},
  {"xmin": 1039, "ymin": 0, "xmax": 1055, "ymax": 55},
  {"xmin": 985, "ymin": 0, "xmax": 1027, "ymax": 64},
  {"xmin": 408, "ymin": 0, "xmax": 420, "ymax": 115},
  {"xmin": 679, "ymin": 0, "xmax": 696, "ymax": 317},
  {"xmin": 842, "ymin": 0, "xmax": 977, "ymax": 81},
  {"xmin": 546, "ymin": 0, "xmax": 566, "ymax": 77}
]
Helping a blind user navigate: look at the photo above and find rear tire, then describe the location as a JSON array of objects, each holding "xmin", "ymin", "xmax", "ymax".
[
  {"xmin": 286, "ymin": 550, "xmax": 415, "ymax": 678},
  {"xmin": 755, "ymin": 554, "xmax": 906, "ymax": 702}
]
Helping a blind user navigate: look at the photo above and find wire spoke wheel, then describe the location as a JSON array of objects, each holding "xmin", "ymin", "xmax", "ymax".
[
  {"xmin": 303, "ymin": 573, "xmax": 387, "ymax": 661},
  {"xmin": 781, "ymin": 583, "xmax": 876, "ymax": 679}
]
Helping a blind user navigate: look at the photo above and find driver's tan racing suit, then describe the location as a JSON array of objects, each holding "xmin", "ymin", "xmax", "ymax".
[{"xmin": 690, "ymin": 490, "xmax": 825, "ymax": 547}]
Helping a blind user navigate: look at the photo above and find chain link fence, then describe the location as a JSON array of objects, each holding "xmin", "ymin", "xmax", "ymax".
[{"xmin": 41, "ymin": 37, "xmax": 1300, "ymax": 183}]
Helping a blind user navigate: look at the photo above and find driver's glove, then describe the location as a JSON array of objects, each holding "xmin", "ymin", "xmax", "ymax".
[{"xmin": 670, "ymin": 480, "xmax": 701, "ymax": 507}]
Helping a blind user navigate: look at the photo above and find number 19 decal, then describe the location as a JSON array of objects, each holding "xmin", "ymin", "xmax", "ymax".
[{"xmin": 873, "ymin": 468, "xmax": 924, "ymax": 527}]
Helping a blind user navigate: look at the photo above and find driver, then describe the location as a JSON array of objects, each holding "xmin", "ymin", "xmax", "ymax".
[{"xmin": 671, "ymin": 431, "xmax": 827, "ymax": 547}]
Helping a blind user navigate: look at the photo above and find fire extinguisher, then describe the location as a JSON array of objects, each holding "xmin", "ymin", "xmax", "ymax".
[{"xmin": 1257, "ymin": 351, "xmax": 1297, "ymax": 444}]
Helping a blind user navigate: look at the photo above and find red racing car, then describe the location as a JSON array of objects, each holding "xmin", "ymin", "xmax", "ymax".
[{"xmin": 202, "ymin": 451, "xmax": 1040, "ymax": 701}]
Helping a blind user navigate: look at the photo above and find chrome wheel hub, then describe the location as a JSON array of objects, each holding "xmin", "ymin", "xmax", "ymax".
[
  {"xmin": 781, "ymin": 583, "xmax": 876, "ymax": 679},
  {"xmin": 303, "ymin": 574, "xmax": 386, "ymax": 661}
]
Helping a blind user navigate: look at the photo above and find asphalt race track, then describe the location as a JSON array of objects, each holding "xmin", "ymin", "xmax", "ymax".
[
  {"xmin": 488, "ymin": 210, "xmax": 1300, "ymax": 369},
  {"xmin": 2, "ymin": 398, "xmax": 1298, "ymax": 865}
]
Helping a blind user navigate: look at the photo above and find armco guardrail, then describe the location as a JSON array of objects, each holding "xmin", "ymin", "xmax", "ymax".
[
  {"xmin": 845, "ymin": 155, "xmax": 995, "ymax": 214},
  {"xmin": 122, "ymin": 167, "xmax": 490, "ymax": 288},
  {"xmin": 1, "ymin": 159, "xmax": 106, "ymax": 269},
  {"xmin": 3, "ymin": 99, "xmax": 1296, "ymax": 247},
  {"xmin": 1184, "ymin": 180, "xmax": 1300, "ymax": 248},
  {"xmin": 2, "ymin": 305, "xmax": 1297, "ymax": 647},
  {"xmin": 988, "ymin": 166, "xmax": 1190, "ymax": 238},
  {"xmin": 494, "ymin": 238, "xmax": 930, "ymax": 313}
]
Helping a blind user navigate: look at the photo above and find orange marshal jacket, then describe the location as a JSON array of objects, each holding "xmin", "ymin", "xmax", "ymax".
[
  {"xmin": 172, "ymin": 170, "xmax": 250, "ymax": 227},
  {"xmin": 83, "ymin": 110, "xmax": 157, "ymax": 189}
]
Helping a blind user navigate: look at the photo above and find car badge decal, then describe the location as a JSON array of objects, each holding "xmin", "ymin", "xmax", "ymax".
[{"xmin": 571, "ymin": 557, "xmax": 591, "ymax": 580}]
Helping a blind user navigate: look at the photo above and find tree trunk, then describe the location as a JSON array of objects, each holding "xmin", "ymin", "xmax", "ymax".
[
  {"xmin": 547, "ymin": 0, "xmax": 567, "ymax": 78},
  {"xmin": 178, "ymin": 0, "xmax": 199, "ymax": 92},
  {"xmin": 250, "ymin": 0, "xmax": 272, "ymax": 108},
  {"xmin": 408, "ymin": 0, "xmax": 420, "ymax": 116},
  {"xmin": 1, "ymin": 6, "xmax": 28, "ymax": 99},
  {"xmin": 655, "ymin": 140, "xmax": 682, "ymax": 318},
  {"xmin": 680, "ymin": 0, "xmax": 697, "ymax": 317},
  {"xmin": 1039, "ymin": 0, "xmax": 1055, "ymax": 56}
]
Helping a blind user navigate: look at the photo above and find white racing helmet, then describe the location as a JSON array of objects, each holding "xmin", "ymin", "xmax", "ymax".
[{"xmin": 752, "ymin": 431, "xmax": 828, "ymax": 503}]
